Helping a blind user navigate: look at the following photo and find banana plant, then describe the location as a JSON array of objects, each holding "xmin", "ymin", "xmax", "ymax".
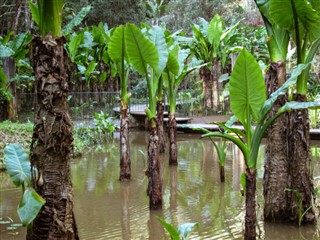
[
  {"xmin": 162, "ymin": 44, "xmax": 204, "ymax": 165},
  {"xmin": 108, "ymin": 25, "xmax": 131, "ymax": 181},
  {"xmin": 28, "ymin": 0, "xmax": 78, "ymax": 238},
  {"xmin": 268, "ymin": 0, "xmax": 320, "ymax": 223},
  {"xmin": 201, "ymin": 48, "xmax": 319, "ymax": 240},
  {"xmin": 124, "ymin": 23, "xmax": 164, "ymax": 209}
]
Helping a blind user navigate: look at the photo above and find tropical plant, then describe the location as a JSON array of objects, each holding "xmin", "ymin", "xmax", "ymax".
[
  {"xmin": 108, "ymin": 24, "xmax": 131, "ymax": 181},
  {"xmin": 254, "ymin": 0, "xmax": 291, "ymax": 222},
  {"xmin": 176, "ymin": 15, "xmax": 240, "ymax": 111},
  {"xmin": 156, "ymin": 217, "xmax": 199, "ymax": 240},
  {"xmin": 4, "ymin": 144, "xmax": 45, "ymax": 227},
  {"xmin": 124, "ymin": 23, "xmax": 164, "ymax": 209},
  {"xmin": 200, "ymin": 48, "xmax": 319, "ymax": 239},
  {"xmin": 162, "ymin": 43, "xmax": 204, "ymax": 165},
  {"xmin": 27, "ymin": 0, "xmax": 79, "ymax": 238},
  {"xmin": 268, "ymin": 0, "xmax": 320, "ymax": 223},
  {"xmin": 212, "ymin": 139, "xmax": 227, "ymax": 182}
]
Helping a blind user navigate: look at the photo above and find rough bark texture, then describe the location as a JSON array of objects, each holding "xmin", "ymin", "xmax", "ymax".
[
  {"xmin": 119, "ymin": 105, "xmax": 131, "ymax": 181},
  {"xmin": 27, "ymin": 35, "xmax": 78, "ymax": 240},
  {"xmin": 219, "ymin": 165, "xmax": 225, "ymax": 183},
  {"xmin": 288, "ymin": 94, "xmax": 315, "ymax": 223},
  {"xmin": 263, "ymin": 62, "xmax": 290, "ymax": 221},
  {"xmin": 245, "ymin": 168, "xmax": 257, "ymax": 240},
  {"xmin": 200, "ymin": 66, "xmax": 213, "ymax": 110},
  {"xmin": 145, "ymin": 118, "xmax": 162, "ymax": 210},
  {"xmin": 168, "ymin": 113, "xmax": 177, "ymax": 165},
  {"xmin": 157, "ymin": 100, "xmax": 166, "ymax": 153}
]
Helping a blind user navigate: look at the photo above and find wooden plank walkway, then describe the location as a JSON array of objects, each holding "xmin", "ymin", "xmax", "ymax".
[{"xmin": 177, "ymin": 123, "xmax": 320, "ymax": 140}]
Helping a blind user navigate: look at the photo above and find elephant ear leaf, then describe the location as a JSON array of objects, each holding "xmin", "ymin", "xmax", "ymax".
[
  {"xmin": 4, "ymin": 144, "xmax": 31, "ymax": 187},
  {"xmin": 125, "ymin": 23, "xmax": 158, "ymax": 76},
  {"xmin": 270, "ymin": 0, "xmax": 320, "ymax": 41},
  {"xmin": 148, "ymin": 26, "xmax": 168, "ymax": 76},
  {"xmin": 18, "ymin": 188, "xmax": 45, "ymax": 226},
  {"xmin": 229, "ymin": 48, "xmax": 266, "ymax": 125}
]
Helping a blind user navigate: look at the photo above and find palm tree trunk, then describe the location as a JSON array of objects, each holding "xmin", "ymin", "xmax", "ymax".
[
  {"xmin": 146, "ymin": 118, "xmax": 162, "ymax": 210},
  {"xmin": 119, "ymin": 104, "xmax": 131, "ymax": 181},
  {"xmin": 27, "ymin": 35, "xmax": 78, "ymax": 239},
  {"xmin": 157, "ymin": 100, "xmax": 166, "ymax": 153},
  {"xmin": 245, "ymin": 168, "xmax": 257, "ymax": 240},
  {"xmin": 288, "ymin": 93, "xmax": 315, "ymax": 223},
  {"xmin": 168, "ymin": 113, "xmax": 177, "ymax": 165},
  {"xmin": 263, "ymin": 62, "xmax": 290, "ymax": 221}
]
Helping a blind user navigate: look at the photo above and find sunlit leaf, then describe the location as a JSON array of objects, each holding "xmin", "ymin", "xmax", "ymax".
[{"xmin": 230, "ymin": 48, "xmax": 266, "ymax": 124}]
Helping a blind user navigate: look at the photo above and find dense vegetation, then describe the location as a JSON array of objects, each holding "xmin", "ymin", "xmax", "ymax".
[{"xmin": 0, "ymin": 1, "xmax": 319, "ymax": 240}]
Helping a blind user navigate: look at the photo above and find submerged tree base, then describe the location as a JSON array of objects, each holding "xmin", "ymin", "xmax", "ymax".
[{"xmin": 146, "ymin": 119, "xmax": 162, "ymax": 210}]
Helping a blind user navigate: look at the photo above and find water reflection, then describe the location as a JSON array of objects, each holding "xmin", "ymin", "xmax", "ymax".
[{"xmin": 0, "ymin": 132, "xmax": 319, "ymax": 240}]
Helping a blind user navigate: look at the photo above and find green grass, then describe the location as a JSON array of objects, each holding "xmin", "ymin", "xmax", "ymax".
[{"xmin": 0, "ymin": 121, "xmax": 34, "ymax": 169}]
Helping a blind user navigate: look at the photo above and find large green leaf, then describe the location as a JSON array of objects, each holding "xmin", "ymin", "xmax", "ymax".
[
  {"xmin": 28, "ymin": 1, "xmax": 40, "ymax": 26},
  {"xmin": 156, "ymin": 217, "xmax": 180, "ymax": 240},
  {"xmin": 166, "ymin": 45, "xmax": 180, "ymax": 76},
  {"xmin": 148, "ymin": 26, "xmax": 168, "ymax": 76},
  {"xmin": 108, "ymin": 25, "xmax": 129, "ymax": 101},
  {"xmin": 270, "ymin": 0, "xmax": 320, "ymax": 41},
  {"xmin": 18, "ymin": 188, "xmax": 45, "ymax": 226},
  {"xmin": 0, "ymin": 45, "xmax": 14, "ymax": 57},
  {"xmin": 229, "ymin": 48, "xmax": 266, "ymax": 125},
  {"xmin": 207, "ymin": 14, "xmax": 225, "ymax": 55},
  {"xmin": 278, "ymin": 101, "xmax": 320, "ymax": 114},
  {"xmin": 108, "ymin": 25, "xmax": 126, "ymax": 64},
  {"xmin": 68, "ymin": 32, "xmax": 84, "ymax": 62},
  {"xmin": 125, "ymin": 23, "xmax": 159, "ymax": 76},
  {"xmin": 4, "ymin": 144, "xmax": 31, "ymax": 187},
  {"xmin": 62, "ymin": 5, "xmax": 92, "ymax": 36},
  {"xmin": 260, "ymin": 63, "xmax": 310, "ymax": 119}
]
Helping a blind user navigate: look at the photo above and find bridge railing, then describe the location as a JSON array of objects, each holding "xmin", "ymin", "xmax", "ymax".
[{"xmin": 15, "ymin": 90, "xmax": 231, "ymax": 122}]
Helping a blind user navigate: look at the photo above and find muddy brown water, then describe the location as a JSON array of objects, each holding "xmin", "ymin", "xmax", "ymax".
[{"xmin": 1, "ymin": 132, "xmax": 319, "ymax": 239}]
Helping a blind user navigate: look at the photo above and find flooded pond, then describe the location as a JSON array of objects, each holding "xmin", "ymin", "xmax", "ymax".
[{"xmin": 1, "ymin": 131, "xmax": 319, "ymax": 239}]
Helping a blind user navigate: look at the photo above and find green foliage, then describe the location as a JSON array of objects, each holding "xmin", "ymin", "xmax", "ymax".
[
  {"xmin": 269, "ymin": 0, "xmax": 320, "ymax": 94},
  {"xmin": 4, "ymin": 144, "xmax": 31, "ymax": 187},
  {"xmin": 37, "ymin": 0, "xmax": 64, "ymax": 37},
  {"xmin": 125, "ymin": 23, "xmax": 159, "ymax": 76},
  {"xmin": 108, "ymin": 25, "xmax": 130, "ymax": 103},
  {"xmin": 211, "ymin": 139, "xmax": 227, "ymax": 167},
  {"xmin": 156, "ymin": 216, "xmax": 199, "ymax": 240},
  {"xmin": 18, "ymin": 188, "xmax": 46, "ymax": 227},
  {"xmin": 62, "ymin": 5, "xmax": 92, "ymax": 36},
  {"xmin": 202, "ymin": 48, "xmax": 319, "ymax": 170},
  {"xmin": 124, "ymin": 23, "xmax": 160, "ymax": 120},
  {"xmin": 3, "ymin": 144, "xmax": 45, "ymax": 227},
  {"xmin": 230, "ymin": 48, "xmax": 266, "ymax": 125},
  {"xmin": 73, "ymin": 112, "xmax": 117, "ymax": 153},
  {"xmin": 28, "ymin": 1, "xmax": 40, "ymax": 26}
]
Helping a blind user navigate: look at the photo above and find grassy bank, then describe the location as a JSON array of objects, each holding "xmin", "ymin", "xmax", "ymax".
[{"xmin": 0, "ymin": 121, "xmax": 33, "ymax": 169}]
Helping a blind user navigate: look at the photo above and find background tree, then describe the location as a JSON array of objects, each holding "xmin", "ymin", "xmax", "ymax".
[{"xmin": 28, "ymin": 0, "xmax": 78, "ymax": 239}]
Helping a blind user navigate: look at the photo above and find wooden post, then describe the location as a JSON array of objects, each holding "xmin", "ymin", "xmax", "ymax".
[{"xmin": 3, "ymin": 57, "xmax": 17, "ymax": 121}]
